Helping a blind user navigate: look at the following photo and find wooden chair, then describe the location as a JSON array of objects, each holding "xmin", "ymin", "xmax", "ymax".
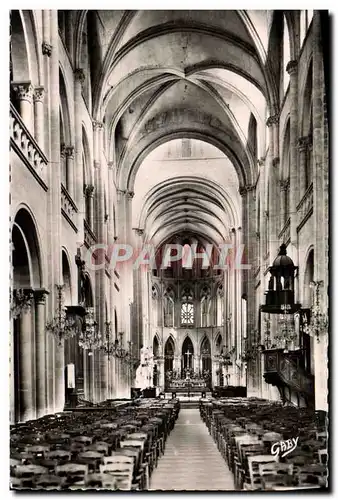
[
  {"xmin": 34, "ymin": 474, "xmax": 65, "ymax": 490},
  {"xmin": 14, "ymin": 464, "xmax": 49, "ymax": 479},
  {"xmin": 259, "ymin": 462, "xmax": 294, "ymax": 489},
  {"xmin": 46, "ymin": 449, "xmax": 71, "ymax": 463},
  {"xmin": 86, "ymin": 442, "xmax": 110, "ymax": 455},
  {"xmin": 318, "ymin": 448, "xmax": 328, "ymax": 465},
  {"xmin": 245, "ymin": 454, "xmax": 278, "ymax": 490},
  {"xmin": 76, "ymin": 450, "xmax": 104, "ymax": 472},
  {"xmin": 100, "ymin": 463, "xmax": 133, "ymax": 491},
  {"xmin": 55, "ymin": 463, "xmax": 88, "ymax": 486},
  {"xmin": 297, "ymin": 463, "xmax": 327, "ymax": 487}
]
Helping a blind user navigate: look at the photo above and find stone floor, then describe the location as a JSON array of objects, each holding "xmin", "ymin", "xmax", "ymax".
[{"xmin": 150, "ymin": 409, "xmax": 235, "ymax": 491}]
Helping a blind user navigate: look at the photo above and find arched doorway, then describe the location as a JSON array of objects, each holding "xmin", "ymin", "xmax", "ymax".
[
  {"xmin": 215, "ymin": 334, "xmax": 224, "ymax": 386},
  {"xmin": 153, "ymin": 336, "xmax": 160, "ymax": 386},
  {"xmin": 82, "ymin": 274, "xmax": 94, "ymax": 401},
  {"xmin": 12, "ymin": 208, "xmax": 42, "ymax": 422},
  {"xmin": 164, "ymin": 337, "xmax": 175, "ymax": 374},
  {"xmin": 181, "ymin": 336, "xmax": 194, "ymax": 376},
  {"xmin": 201, "ymin": 336, "xmax": 211, "ymax": 376}
]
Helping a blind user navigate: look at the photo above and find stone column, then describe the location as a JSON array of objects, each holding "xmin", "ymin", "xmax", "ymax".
[
  {"xmin": 34, "ymin": 289, "xmax": 48, "ymax": 418},
  {"xmin": 33, "ymin": 87, "xmax": 45, "ymax": 149},
  {"xmin": 266, "ymin": 115, "xmax": 280, "ymax": 261},
  {"xmin": 312, "ymin": 11, "xmax": 329, "ymax": 413},
  {"xmin": 19, "ymin": 292, "xmax": 35, "ymax": 421},
  {"xmin": 279, "ymin": 179, "xmax": 288, "ymax": 227},
  {"xmin": 74, "ymin": 68, "xmax": 85, "ymax": 241},
  {"xmin": 51, "ymin": 10, "xmax": 64, "ymax": 413},
  {"xmin": 286, "ymin": 60, "xmax": 299, "ymax": 248},
  {"xmin": 298, "ymin": 136, "xmax": 310, "ymax": 196},
  {"xmin": 93, "ymin": 120, "xmax": 107, "ymax": 402},
  {"xmin": 240, "ymin": 184, "xmax": 258, "ymax": 396},
  {"xmin": 12, "ymin": 82, "xmax": 34, "ymax": 133},
  {"xmin": 133, "ymin": 228, "xmax": 144, "ymax": 357},
  {"xmin": 65, "ymin": 146, "xmax": 75, "ymax": 198}
]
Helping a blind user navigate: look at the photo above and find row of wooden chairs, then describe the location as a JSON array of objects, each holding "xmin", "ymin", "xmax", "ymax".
[
  {"xmin": 200, "ymin": 398, "xmax": 328, "ymax": 491},
  {"xmin": 10, "ymin": 398, "xmax": 180, "ymax": 490}
]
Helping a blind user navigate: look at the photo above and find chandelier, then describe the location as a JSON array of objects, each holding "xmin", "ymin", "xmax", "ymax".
[
  {"xmin": 78, "ymin": 307, "xmax": 102, "ymax": 353},
  {"xmin": 100, "ymin": 321, "xmax": 115, "ymax": 356},
  {"xmin": 10, "ymin": 288, "xmax": 33, "ymax": 319},
  {"xmin": 46, "ymin": 285, "xmax": 77, "ymax": 345},
  {"xmin": 303, "ymin": 281, "xmax": 328, "ymax": 343}
]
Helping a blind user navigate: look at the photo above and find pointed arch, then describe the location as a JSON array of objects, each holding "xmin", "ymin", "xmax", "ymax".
[
  {"xmin": 164, "ymin": 335, "xmax": 175, "ymax": 373},
  {"xmin": 61, "ymin": 248, "xmax": 72, "ymax": 305},
  {"xmin": 12, "ymin": 206, "xmax": 43, "ymax": 289},
  {"xmin": 153, "ymin": 334, "xmax": 160, "ymax": 358}
]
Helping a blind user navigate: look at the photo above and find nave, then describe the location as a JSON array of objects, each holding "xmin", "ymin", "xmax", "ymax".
[{"xmin": 150, "ymin": 409, "xmax": 234, "ymax": 491}]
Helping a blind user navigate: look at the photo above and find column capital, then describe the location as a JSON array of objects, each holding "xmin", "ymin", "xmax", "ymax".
[
  {"xmin": 108, "ymin": 161, "xmax": 115, "ymax": 170},
  {"xmin": 92, "ymin": 120, "xmax": 104, "ymax": 130},
  {"xmin": 42, "ymin": 41, "xmax": 52, "ymax": 57},
  {"xmin": 266, "ymin": 114, "xmax": 279, "ymax": 127},
  {"xmin": 272, "ymin": 157, "xmax": 280, "ymax": 168},
  {"xmin": 75, "ymin": 68, "xmax": 86, "ymax": 84},
  {"xmin": 286, "ymin": 60, "xmax": 298, "ymax": 75},
  {"xmin": 127, "ymin": 191, "xmax": 135, "ymax": 199},
  {"xmin": 239, "ymin": 184, "xmax": 255, "ymax": 196},
  {"xmin": 34, "ymin": 288, "xmax": 49, "ymax": 304},
  {"xmin": 298, "ymin": 136, "xmax": 311, "ymax": 152},
  {"xmin": 65, "ymin": 145, "xmax": 75, "ymax": 159},
  {"xmin": 257, "ymin": 157, "xmax": 265, "ymax": 167},
  {"xmin": 279, "ymin": 179, "xmax": 290, "ymax": 191},
  {"xmin": 133, "ymin": 228, "xmax": 144, "ymax": 236},
  {"xmin": 11, "ymin": 82, "xmax": 34, "ymax": 103},
  {"xmin": 84, "ymin": 184, "xmax": 95, "ymax": 197},
  {"xmin": 33, "ymin": 86, "xmax": 45, "ymax": 103}
]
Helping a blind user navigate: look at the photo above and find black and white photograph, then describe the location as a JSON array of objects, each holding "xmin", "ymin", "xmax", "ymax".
[{"xmin": 9, "ymin": 8, "xmax": 330, "ymax": 491}]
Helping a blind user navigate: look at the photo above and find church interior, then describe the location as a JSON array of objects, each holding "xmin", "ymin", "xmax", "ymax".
[{"xmin": 10, "ymin": 10, "xmax": 329, "ymax": 490}]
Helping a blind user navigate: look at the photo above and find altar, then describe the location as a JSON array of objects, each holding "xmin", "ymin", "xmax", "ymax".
[{"xmin": 165, "ymin": 368, "xmax": 210, "ymax": 392}]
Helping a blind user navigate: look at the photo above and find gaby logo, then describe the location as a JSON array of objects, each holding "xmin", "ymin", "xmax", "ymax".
[{"xmin": 271, "ymin": 437, "xmax": 299, "ymax": 458}]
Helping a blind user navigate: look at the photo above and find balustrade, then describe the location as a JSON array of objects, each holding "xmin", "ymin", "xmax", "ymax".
[
  {"xmin": 61, "ymin": 185, "xmax": 78, "ymax": 231},
  {"xmin": 296, "ymin": 183, "xmax": 313, "ymax": 229},
  {"xmin": 278, "ymin": 218, "xmax": 291, "ymax": 245},
  {"xmin": 10, "ymin": 104, "xmax": 48, "ymax": 188}
]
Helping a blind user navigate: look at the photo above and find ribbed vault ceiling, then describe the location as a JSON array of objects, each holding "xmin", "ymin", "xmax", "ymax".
[{"xmin": 78, "ymin": 10, "xmax": 279, "ymax": 251}]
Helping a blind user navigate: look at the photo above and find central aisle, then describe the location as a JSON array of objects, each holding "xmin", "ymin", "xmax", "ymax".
[{"xmin": 150, "ymin": 408, "xmax": 235, "ymax": 491}]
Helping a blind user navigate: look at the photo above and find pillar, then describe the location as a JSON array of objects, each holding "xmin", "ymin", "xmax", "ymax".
[
  {"xmin": 286, "ymin": 59, "xmax": 299, "ymax": 248},
  {"xmin": 312, "ymin": 11, "xmax": 329, "ymax": 413},
  {"xmin": 74, "ymin": 68, "xmax": 85, "ymax": 241},
  {"xmin": 19, "ymin": 292, "xmax": 34, "ymax": 421},
  {"xmin": 85, "ymin": 184, "xmax": 95, "ymax": 229},
  {"xmin": 50, "ymin": 10, "xmax": 64, "ymax": 413},
  {"xmin": 33, "ymin": 87, "xmax": 45, "ymax": 149},
  {"xmin": 266, "ymin": 115, "xmax": 279, "ymax": 261},
  {"xmin": 93, "ymin": 119, "xmax": 108, "ymax": 402},
  {"xmin": 298, "ymin": 136, "xmax": 310, "ymax": 197},
  {"xmin": 65, "ymin": 146, "xmax": 75, "ymax": 198},
  {"xmin": 279, "ymin": 179, "xmax": 288, "ymax": 227},
  {"xmin": 12, "ymin": 82, "xmax": 34, "ymax": 133},
  {"xmin": 240, "ymin": 184, "xmax": 258, "ymax": 396},
  {"xmin": 34, "ymin": 289, "xmax": 48, "ymax": 418}
]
